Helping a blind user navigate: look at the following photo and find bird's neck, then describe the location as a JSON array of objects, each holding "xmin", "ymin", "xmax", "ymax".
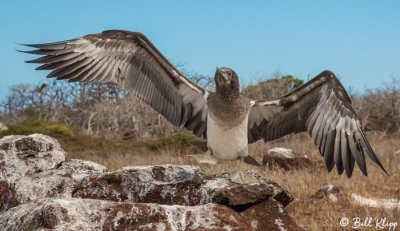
[{"xmin": 217, "ymin": 87, "xmax": 240, "ymax": 102}]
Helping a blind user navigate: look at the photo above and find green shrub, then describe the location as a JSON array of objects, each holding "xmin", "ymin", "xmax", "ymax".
[
  {"xmin": 157, "ymin": 132, "xmax": 202, "ymax": 146},
  {"xmin": 1, "ymin": 119, "xmax": 76, "ymax": 139}
]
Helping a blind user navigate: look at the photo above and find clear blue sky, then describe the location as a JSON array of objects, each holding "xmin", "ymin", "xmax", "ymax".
[{"xmin": 1, "ymin": 1, "xmax": 399, "ymax": 99}]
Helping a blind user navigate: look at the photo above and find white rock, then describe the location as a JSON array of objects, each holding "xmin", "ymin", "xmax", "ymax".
[
  {"xmin": 351, "ymin": 193, "xmax": 400, "ymax": 209},
  {"xmin": 268, "ymin": 147, "xmax": 294, "ymax": 158},
  {"xmin": 0, "ymin": 122, "xmax": 7, "ymax": 132},
  {"xmin": 13, "ymin": 159, "xmax": 106, "ymax": 204},
  {"xmin": 0, "ymin": 134, "xmax": 65, "ymax": 182},
  {"xmin": 0, "ymin": 198, "xmax": 224, "ymax": 230}
]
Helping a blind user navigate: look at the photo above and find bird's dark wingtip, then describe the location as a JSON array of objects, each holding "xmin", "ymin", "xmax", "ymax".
[
  {"xmin": 345, "ymin": 171, "xmax": 353, "ymax": 178},
  {"xmin": 18, "ymin": 43, "xmax": 43, "ymax": 48},
  {"xmin": 25, "ymin": 59, "xmax": 39, "ymax": 63},
  {"xmin": 16, "ymin": 49, "xmax": 31, "ymax": 54},
  {"xmin": 16, "ymin": 42, "xmax": 30, "ymax": 47},
  {"xmin": 325, "ymin": 159, "xmax": 335, "ymax": 172},
  {"xmin": 380, "ymin": 165, "xmax": 389, "ymax": 176},
  {"xmin": 17, "ymin": 49, "xmax": 43, "ymax": 55},
  {"xmin": 375, "ymin": 157, "xmax": 389, "ymax": 175},
  {"xmin": 16, "ymin": 49, "xmax": 38, "ymax": 63},
  {"xmin": 365, "ymin": 146, "xmax": 388, "ymax": 176}
]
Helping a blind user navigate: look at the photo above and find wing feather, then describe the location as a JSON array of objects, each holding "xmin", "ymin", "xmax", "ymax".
[
  {"xmin": 248, "ymin": 70, "xmax": 387, "ymax": 177},
  {"xmin": 334, "ymin": 124, "xmax": 344, "ymax": 175},
  {"xmin": 311, "ymin": 110, "xmax": 325, "ymax": 146},
  {"xmin": 341, "ymin": 128, "xmax": 351, "ymax": 177},
  {"xmin": 324, "ymin": 128, "xmax": 336, "ymax": 171},
  {"xmin": 22, "ymin": 30, "xmax": 208, "ymax": 137}
]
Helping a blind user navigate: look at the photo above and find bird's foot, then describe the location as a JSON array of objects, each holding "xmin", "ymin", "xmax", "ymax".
[
  {"xmin": 188, "ymin": 150, "xmax": 218, "ymax": 165},
  {"xmin": 230, "ymin": 155, "xmax": 262, "ymax": 184},
  {"xmin": 230, "ymin": 169, "xmax": 261, "ymax": 184}
]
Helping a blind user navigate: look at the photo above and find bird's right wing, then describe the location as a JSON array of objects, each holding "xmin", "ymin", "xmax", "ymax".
[
  {"xmin": 248, "ymin": 70, "xmax": 387, "ymax": 177},
  {"xmin": 22, "ymin": 30, "xmax": 208, "ymax": 137}
]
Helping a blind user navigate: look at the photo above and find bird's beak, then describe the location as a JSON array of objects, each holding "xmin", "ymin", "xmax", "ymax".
[
  {"xmin": 223, "ymin": 75, "xmax": 230, "ymax": 83},
  {"xmin": 216, "ymin": 67, "xmax": 229, "ymax": 83}
]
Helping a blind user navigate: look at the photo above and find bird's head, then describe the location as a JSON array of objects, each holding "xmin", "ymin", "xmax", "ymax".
[{"xmin": 214, "ymin": 67, "xmax": 240, "ymax": 101}]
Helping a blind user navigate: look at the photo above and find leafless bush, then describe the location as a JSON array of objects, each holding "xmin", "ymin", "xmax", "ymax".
[
  {"xmin": 0, "ymin": 81, "xmax": 148, "ymax": 137},
  {"xmin": 2, "ymin": 72, "xmax": 399, "ymax": 136},
  {"xmin": 354, "ymin": 76, "xmax": 400, "ymax": 133},
  {"xmin": 0, "ymin": 71, "xmax": 214, "ymax": 138}
]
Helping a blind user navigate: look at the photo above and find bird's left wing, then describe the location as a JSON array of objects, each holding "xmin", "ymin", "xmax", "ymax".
[
  {"xmin": 21, "ymin": 30, "xmax": 208, "ymax": 137},
  {"xmin": 248, "ymin": 70, "xmax": 387, "ymax": 177}
]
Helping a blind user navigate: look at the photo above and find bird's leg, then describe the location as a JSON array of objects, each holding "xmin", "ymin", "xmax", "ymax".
[
  {"xmin": 230, "ymin": 156, "xmax": 246, "ymax": 183},
  {"xmin": 188, "ymin": 149, "xmax": 218, "ymax": 165},
  {"xmin": 230, "ymin": 156, "xmax": 260, "ymax": 184}
]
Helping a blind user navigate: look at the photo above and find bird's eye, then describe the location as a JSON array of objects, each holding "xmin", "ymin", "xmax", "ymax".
[{"xmin": 227, "ymin": 72, "xmax": 232, "ymax": 77}]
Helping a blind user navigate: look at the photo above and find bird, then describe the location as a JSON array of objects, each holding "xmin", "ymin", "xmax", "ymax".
[
  {"xmin": 21, "ymin": 30, "xmax": 387, "ymax": 183},
  {"xmin": 35, "ymin": 82, "xmax": 48, "ymax": 94}
]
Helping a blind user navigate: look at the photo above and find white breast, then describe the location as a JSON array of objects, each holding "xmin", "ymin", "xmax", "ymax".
[{"xmin": 206, "ymin": 113, "xmax": 249, "ymax": 160}]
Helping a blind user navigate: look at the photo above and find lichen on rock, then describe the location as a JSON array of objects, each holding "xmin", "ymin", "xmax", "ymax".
[
  {"xmin": 0, "ymin": 134, "xmax": 66, "ymax": 182},
  {"xmin": 0, "ymin": 134, "xmax": 304, "ymax": 230}
]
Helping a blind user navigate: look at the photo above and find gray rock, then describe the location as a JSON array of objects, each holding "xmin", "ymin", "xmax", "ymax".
[
  {"xmin": 0, "ymin": 134, "xmax": 66, "ymax": 182},
  {"xmin": 262, "ymin": 147, "xmax": 318, "ymax": 171},
  {"xmin": 0, "ymin": 135, "xmax": 107, "ymax": 211},
  {"xmin": 308, "ymin": 184, "xmax": 346, "ymax": 203},
  {"xmin": 12, "ymin": 159, "xmax": 106, "ymax": 205},
  {"xmin": 0, "ymin": 197, "xmax": 304, "ymax": 231},
  {"xmin": 74, "ymin": 165, "xmax": 293, "ymax": 208},
  {"xmin": 0, "ymin": 134, "xmax": 304, "ymax": 230}
]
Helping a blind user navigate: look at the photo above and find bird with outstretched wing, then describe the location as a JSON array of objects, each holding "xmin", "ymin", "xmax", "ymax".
[{"xmin": 21, "ymin": 30, "xmax": 387, "ymax": 183}]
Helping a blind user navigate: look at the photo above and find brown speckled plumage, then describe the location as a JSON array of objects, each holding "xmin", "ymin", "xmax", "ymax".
[{"xmin": 208, "ymin": 67, "xmax": 250, "ymax": 127}]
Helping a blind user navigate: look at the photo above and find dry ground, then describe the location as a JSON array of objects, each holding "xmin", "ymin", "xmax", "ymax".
[{"xmin": 67, "ymin": 132, "xmax": 400, "ymax": 231}]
